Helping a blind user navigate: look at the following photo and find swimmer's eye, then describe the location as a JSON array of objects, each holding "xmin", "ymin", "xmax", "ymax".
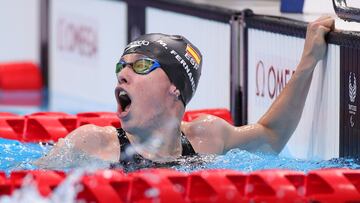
[{"xmin": 133, "ymin": 59, "xmax": 154, "ymax": 74}]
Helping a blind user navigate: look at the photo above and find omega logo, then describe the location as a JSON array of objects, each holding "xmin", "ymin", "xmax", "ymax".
[
  {"xmin": 255, "ymin": 60, "xmax": 294, "ymax": 99},
  {"xmin": 57, "ymin": 18, "xmax": 98, "ymax": 58}
]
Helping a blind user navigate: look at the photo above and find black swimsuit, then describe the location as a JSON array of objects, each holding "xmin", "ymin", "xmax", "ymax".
[{"xmin": 112, "ymin": 128, "xmax": 197, "ymax": 171}]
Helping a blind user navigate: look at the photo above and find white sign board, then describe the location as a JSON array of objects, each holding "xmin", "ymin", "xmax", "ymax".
[
  {"xmin": 0, "ymin": 0, "xmax": 40, "ymax": 62},
  {"xmin": 247, "ymin": 28, "xmax": 340, "ymax": 159},
  {"xmin": 49, "ymin": 0, "xmax": 127, "ymax": 112}
]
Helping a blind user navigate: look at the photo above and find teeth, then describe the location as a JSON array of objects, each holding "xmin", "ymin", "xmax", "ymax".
[{"xmin": 119, "ymin": 90, "xmax": 127, "ymax": 96}]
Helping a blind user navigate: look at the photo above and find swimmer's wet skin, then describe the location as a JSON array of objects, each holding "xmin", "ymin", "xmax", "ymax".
[{"xmin": 35, "ymin": 16, "xmax": 335, "ymax": 170}]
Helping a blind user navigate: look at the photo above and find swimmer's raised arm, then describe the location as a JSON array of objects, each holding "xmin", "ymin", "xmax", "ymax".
[
  {"xmin": 34, "ymin": 124, "xmax": 120, "ymax": 169},
  {"xmin": 207, "ymin": 16, "xmax": 334, "ymax": 154}
]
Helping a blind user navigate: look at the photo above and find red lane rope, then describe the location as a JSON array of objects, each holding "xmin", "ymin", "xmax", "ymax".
[
  {"xmin": 1, "ymin": 168, "xmax": 359, "ymax": 202},
  {"xmin": 1, "ymin": 110, "xmax": 358, "ymax": 202},
  {"xmin": 0, "ymin": 109, "xmax": 232, "ymax": 142}
]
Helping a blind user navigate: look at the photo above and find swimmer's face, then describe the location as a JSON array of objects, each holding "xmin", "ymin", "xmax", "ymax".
[{"xmin": 115, "ymin": 53, "xmax": 176, "ymax": 133}]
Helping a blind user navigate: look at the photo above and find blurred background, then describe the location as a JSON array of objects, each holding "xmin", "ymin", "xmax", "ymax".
[{"xmin": 1, "ymin": 0, "xmax": 346, "ymax": 114}]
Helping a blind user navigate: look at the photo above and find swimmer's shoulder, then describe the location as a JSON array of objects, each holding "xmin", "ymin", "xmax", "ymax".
[
  {"xmin": 67, "ymin": 124, "xmax": 120, "ymax": 162},
  {"xmin": 181, "ymin": 114, "xmax": 229, "ymax": 154}
]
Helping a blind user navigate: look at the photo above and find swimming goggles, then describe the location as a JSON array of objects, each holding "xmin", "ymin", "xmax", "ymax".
[{"xmin": 116, "ymin": 58, "xmax": 161, "ymax": 75}]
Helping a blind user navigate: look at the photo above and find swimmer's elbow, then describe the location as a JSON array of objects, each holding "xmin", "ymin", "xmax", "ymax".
[
  {"xmin": 257, "ymin": 124, "xmax": 286, "ymax": 154},
  {"xmin": 253, "ymin": 144, "xmax": 278, "ymax": 154}
]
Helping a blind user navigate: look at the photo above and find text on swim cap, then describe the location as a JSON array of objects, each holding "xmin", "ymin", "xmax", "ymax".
[
  {"xmin": 185, "ymin": 44, "xmax": 201, "ymax": 70},
  {"xmin": 124, "ymin": 40, "xmax": 149, "ymax": 52},
  {"xmin": 185, "ymin": 52, "xmax": 199, "ymax": 70},
  {"xmin": 156, "ymin": 40, "xmax": 168, "ymax": 50},
  {"xmin": 170, "ymin": 50, "xmax": 196, "ymax": 95}
]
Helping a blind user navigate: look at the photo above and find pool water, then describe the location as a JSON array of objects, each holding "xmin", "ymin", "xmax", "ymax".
[
  {"xmin": 0, "ymin": 138, "xmax": 50, "ymax": 173},
  {"xmin": 1, "ymin": 137, "xmax": 359, "ymax": 174},
  {"xmin": 1, "ymin": 137, "xmax": 360, "ymax": 202}
]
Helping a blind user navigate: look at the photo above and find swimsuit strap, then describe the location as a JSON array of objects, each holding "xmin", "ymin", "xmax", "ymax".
[
  {"xmin": 116, "ymin": 128, "xmax": 196, "ymax": 163},
  {"xmin": 116, "ymin": 128, "xmax": 135, "ymax": 163},
  {"xmin": 180, "ymin": 132, "xmax": 196, "ymax": 156}
]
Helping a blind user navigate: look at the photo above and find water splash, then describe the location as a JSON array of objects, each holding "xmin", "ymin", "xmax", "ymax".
[
  {"xmin": 0, "ymin": 137, "xmax": 360, "ymax": 201},
  {"xmin": 1, "ymin": 137, "xmax": 360, "ymax": 173},
  {"xmin": 175, "ymin": 148, "xmax": 360, "ymax": 172},
  {"xmin": 0, "ymin": 166, "xmax": 102, "ymax": 203},
  {"xmin": 0, "ymin": 174, "xmax": 47, "ymax": 203}
]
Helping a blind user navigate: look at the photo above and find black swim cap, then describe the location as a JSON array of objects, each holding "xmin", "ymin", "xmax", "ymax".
[{"xmin": 121, "ymin": 33, "xmax": 202, "ymax": 106}]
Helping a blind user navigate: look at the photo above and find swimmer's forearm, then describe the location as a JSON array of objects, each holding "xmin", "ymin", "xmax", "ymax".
[
  {"xmin": 33, "ymin": 139, "xmax": 74, "ymax": 169},
  {"xmin": 34, "ymin": 142, "xmax": 112, "ymax": 169},
  {"xmin": 257, "ymin": 57, "xmax": 316, "ymax": 152},
  {"xmin": 258, "ymin": 17, "xmax": 334, "ymax": 152},
  {"xmin": 34, "ymin": 152, "xmax": 72, "ymax": 169}
]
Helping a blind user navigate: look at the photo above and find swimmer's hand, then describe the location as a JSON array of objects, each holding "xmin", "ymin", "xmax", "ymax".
[{"xmin": 300, "ymin": 16, "xmax": 334, "ymax": 70}]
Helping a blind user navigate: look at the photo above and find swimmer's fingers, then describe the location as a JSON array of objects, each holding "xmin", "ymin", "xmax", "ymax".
[
  {"xmin": 317, "ymin": 15, "xmax": 332, "ymax": 20},
  {"xmin": 300, "ymin": 17, "xmax": 335, "ymax": 64},
  {"xmin": 308, "ymin": 17, "xmax": 334, "ymax": 33},
  {"xmin": 318, "ymin": 18, "xmax": 335, "ymax": 33}
]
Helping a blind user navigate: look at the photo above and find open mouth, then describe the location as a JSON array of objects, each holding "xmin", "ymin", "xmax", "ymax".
[{"xmin": 117, "ymin": 89, "xmax": 132, "ymax": 114}]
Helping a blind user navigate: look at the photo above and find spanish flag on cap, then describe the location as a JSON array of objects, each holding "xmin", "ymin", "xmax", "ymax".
[{"xmin": 186, "ymin": 44, "xmax": 201, "ymax": 64}]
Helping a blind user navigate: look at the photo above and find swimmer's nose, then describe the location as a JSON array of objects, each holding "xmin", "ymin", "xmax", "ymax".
[{"xmin": 117, "ymin": 66, "xmax": 132, "ymax": 84}]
